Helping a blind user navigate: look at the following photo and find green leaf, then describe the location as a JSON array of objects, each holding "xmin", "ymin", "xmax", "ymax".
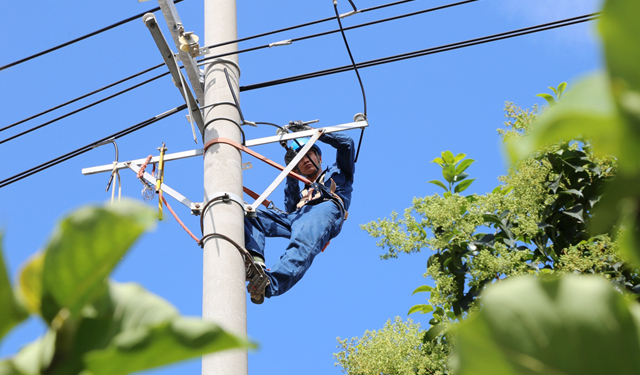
[
  {"xmin": 17, "ymin": 253, "xmax": 46, "ymax": 317},
  {"xmin": 442, "ymin": 164, "xmax": 456, "ymax": 183},
  {"xmin": 536, "ymin": 93, "xmax": 556, "ymax": 106},
  {"xmin": 41, "ymin": 200, "xmax": 156, "ymax": 320},
  {"xmin": 412, "ymin": 285, "xmax": 433, "ymax": 295},
  {"xmin": 557, "ymin": 82, "xmax": 567, "ymax": 98},
  {"xmin": 0, "ymin": 235, "xmax": 28, "ymax": 340},
  {"xmin": 46, "ymin": 281, "xmax": 252, "ymax": 375},
  {"xmin": 454, "ymin": 179, "xmax": 476, "ymax": 194},
  {"xmin": 407, "ymin": 304, "xmax": 433, "ymax": 315},
  {"xmin": 452, "ymin": 275, "xmax": 640, "ymax": 375},
  {"xmin": 563, "ymin": 204, "xmax": 584, "ymax": 223},
  {"xmin": 548, "ymin": 86, "xmax": 558, "ymax": 96},
  {"xmin": 453, "ymin": 153, "xmax": 467, "ymax": 165},
  {"xmin": 428, "ymin": 180, "xmax": 448, "ymax": 192},
  {"xmin": 431, "ymin": 157, "xmax": 445, "ymax": 166},
  {"xmin": 84, "ymin": 317, "xmax": 252, "ymax": 375},
  {"xmin": 455, "ymin": 159, "xmax": 475, "ymax": 175},
  {"xmin": 423, "ymin": 324, "xmax": 446, "ymax": 342},
  {"xmin": 441, "ymin": 151, "xmax": 455, "ymax": 164},
  {"xmin": 453, "ymin": 173, "xmax": 469, "ymax": 182}
]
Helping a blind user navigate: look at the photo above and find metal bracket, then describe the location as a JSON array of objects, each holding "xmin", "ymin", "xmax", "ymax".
[
  {"xmin": 143, "ymin": 13, "xmax": 205, "ymax": 135},
  {"xmin": 156, "ymin": 0, "xmax": 205, "ymax": 103}
]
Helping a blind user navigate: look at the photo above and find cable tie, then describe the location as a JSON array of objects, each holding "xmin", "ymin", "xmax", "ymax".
[
  {"xmin": 268, "ymin": 39, "xmax": 292, "ymax": 48},
  {"xmin": 242, "ymin": 120, "xmax": 258, "ymax": 127}
]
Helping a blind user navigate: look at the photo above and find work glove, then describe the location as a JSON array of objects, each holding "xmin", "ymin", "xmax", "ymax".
[
  {"xmin": 284, "ymin": 147, "xmax": 297, "ymax": 165},
  {"xmin": 287, "ymin": 120, "xmax": 312, "ymax": 132}
]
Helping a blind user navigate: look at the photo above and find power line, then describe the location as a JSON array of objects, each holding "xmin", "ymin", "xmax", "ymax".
[
  {"xmin": 1, "ymin": 0, "xmax": 470, "ymax": 142},
  {"xmin": 200, "ymin": 0, "xmax": 421, "ymax": 51},
  {"xmin": 239, "ymin": 13, "xmax": 599, "ymax": 92},
  {"xmin": 0, "ymin": 71, "xmax": 171, "ymax": 145},
  {"xmin": 0, "ymin": 63, "xmax": 165, "ymax": 134},
  {"xmin": 0, "ymin": 104, "xmax": 187, "ymax": 189},
  {"xmin": 198, "ymin": 0, "xmax": 478, "ymax": 65},
  {"xmin": 0, "ymin": 0, "xmax": 185, "ymax": 72}
]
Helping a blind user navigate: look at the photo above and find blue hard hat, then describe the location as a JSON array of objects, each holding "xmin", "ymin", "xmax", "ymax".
[{"xmin": 291, "ymin": 137, "xmax": 321, "ymax": 157}]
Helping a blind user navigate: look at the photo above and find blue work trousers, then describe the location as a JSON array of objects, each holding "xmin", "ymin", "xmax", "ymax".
[{"xmin": 244, "ymin": 200, "xmax": 344, "ymax": 298}]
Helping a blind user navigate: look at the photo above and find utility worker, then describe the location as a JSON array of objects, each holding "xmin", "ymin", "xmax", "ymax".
[{"xmin": 244, "ymin": 121, "xmax": 355, "ymax": 303}]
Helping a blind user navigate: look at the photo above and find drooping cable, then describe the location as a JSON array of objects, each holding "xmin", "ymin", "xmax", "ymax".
[
  {"xmin": 333, "ymin": 0, "xmax": 368, "ymax": 163},
  {"xmin": 0, "ymin": 63, "xmax": 165, "ymax": 134},
  {"xmin": 0, "ymin": 104, "xmax": 187, "ymax": 189},
  {"xmin": 0, "ymin": 0, "xmax": 186, "ymax": 72},
  {"xmin": 0, "ymin": 71, "xmax": 171, "ymax": 145},
  {"xmin": 198, "ymin": 0, "xmax": 478, "ymax": 66},
  {"xmin": 240, "ymin": 13, "xmax": 599, "ymax": 92}
]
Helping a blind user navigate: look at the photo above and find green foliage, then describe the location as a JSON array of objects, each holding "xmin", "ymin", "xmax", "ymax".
[
  {"xmin": 429, "ymin": 152, "xmax": 475, "ymax": 196},
  {"xmin": 507, "ymin": 0, "xmax": 640, "ymax": 266},
  {"xmin": 0, "ymin": 235, "xmax": 28, "ymax": 341},
  {"xmin": 451, "ymin": 276, "xmax": 640, "ymax": 375},
  {"xmin": 0, "ymin": 200, "xmax": 252, "ymax": 375},
  {"xmin": 335, "ymin": 317, "xmax": 450, "ymax": 375}
]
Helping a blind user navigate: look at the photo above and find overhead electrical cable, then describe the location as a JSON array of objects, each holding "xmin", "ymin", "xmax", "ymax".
[
  {"xmin": 198, "ymin": 0, "xmax": 478, "ymax": 65},
  {"xmin": 200, "ymin": 0, "xmax": 429, "ymax": 51},
  {"xmin": 240, "ymin": 13, "xmax": 599, "ymax": 92},
  {"xmin": 0, "ymin": 71, "xmax": 171, "ymax": 145},
  {"xmin": 0, "ymin": 104, "xmax": 187, "ymax": 189},
  {"xmin": 3, "ymin": 0, "xmax": 467, "ymax": 135},
  {"xmin": 0, "ymin": 63, "xmax": 165, "ymax": 134},
  {"xmin": 0, "ymin": 0, "xmax": 186, "ymax": 72}
]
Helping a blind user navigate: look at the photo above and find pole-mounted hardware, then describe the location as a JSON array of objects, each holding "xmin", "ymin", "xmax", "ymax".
[{"xmin": 143, "ymin": 13, "xmax": 205, "ymax": 138}]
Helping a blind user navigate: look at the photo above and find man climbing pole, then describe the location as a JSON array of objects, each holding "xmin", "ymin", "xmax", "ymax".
[{"xmin": 244, "ymin": 120, "xmax": 355, "ymax": 304}]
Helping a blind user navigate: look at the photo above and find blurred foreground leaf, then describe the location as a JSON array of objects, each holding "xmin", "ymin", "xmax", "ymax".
[{"xmin": 452, "ymin": 275, "xmax": 640, "ymax": 375}]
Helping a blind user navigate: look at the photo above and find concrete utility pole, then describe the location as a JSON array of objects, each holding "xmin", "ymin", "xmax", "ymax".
[{"xmin": 202, "ymin": 0, "xmax": 247, "ymax": 374}]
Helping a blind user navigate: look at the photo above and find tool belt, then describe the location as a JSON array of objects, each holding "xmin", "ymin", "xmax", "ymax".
[{"xmin": 296, "ymin": 178, "xmax": 348, "ymax": 220}]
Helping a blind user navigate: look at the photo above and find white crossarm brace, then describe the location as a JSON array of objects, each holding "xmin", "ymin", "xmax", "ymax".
[
  {"xmin": 126, "ymin": 163, "xmax": 200, "ymax": 214},
  {"xmin": 247, "ymin": 129, "xmax": 323, "ymax": 214}
]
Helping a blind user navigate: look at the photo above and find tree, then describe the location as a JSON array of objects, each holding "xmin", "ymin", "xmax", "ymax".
[
  {"xmin": 335, "ymin": 87, "xmax": 640, "ymax": 373},
  {"xmin": 337, "ymin": 0, "xmax": 640, "ymax": 373},
  {"xmin": 0, "ymin": 200, "xmax": 252, "ymax": 375}
]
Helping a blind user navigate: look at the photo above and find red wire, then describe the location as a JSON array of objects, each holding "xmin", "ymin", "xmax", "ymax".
[{"xmin": 161, "ymin": 194, "xmax": 200, "ymax": 243}]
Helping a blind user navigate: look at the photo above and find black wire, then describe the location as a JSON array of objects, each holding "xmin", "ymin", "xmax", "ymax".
[
  {"xmin": 0, "ymin": 104, "xmax": 188, "ymax": 189},
  {"xmin": 198, "ymin": 0, "xmax": 478, "ymax": 65},
  {"xmin": 333, "ymin": 0, "xmax": 368, "ymax": 163},
  {"xmin": 0, "ymin": 0, "xmax": 186, "ymax": 72},
  {"xmin": 239, "ymin": 14, "xmax": 599, "ymax": 92},
  {"xmin": 200, "ymin": 0, "xmax": 419, "ymax": 51},
  {"xmin": 0, "ymin": 63, "xmax": 165, "ymax": 134},
  {"xmin": 0, "ymin": 71, "xmax": 171, "ymax": 145},
  {"xmin": 347, "ymin": 0, "xmax": 358, "ymax": 12}
]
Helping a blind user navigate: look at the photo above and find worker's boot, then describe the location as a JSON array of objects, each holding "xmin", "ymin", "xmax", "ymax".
[{"xmin": 245, "ymin": 253, "xmax": 269, "ymax": 304}]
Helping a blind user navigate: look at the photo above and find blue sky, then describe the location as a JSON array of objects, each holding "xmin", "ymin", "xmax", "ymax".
[{"xmin": 0, "ymin": 0, "xmax": 603, "ymax": 374}]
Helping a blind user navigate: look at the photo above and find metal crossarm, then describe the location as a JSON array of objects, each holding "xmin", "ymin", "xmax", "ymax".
[{"xmin": 81, "ymin": 120, "xmax": 368, "ymax": 175}]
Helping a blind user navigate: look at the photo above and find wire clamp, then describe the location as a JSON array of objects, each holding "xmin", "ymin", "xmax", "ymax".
[
  {"xmin": 339, "ymin": 10, "xmax": 360, "ymax": 18},
  {"xmin": 268, "ymin": 39, "xmax": 292, "ymax": 48}
]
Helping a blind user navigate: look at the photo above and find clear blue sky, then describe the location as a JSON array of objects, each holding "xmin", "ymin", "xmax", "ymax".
[{"xmin": 0, "ymin": 0, "xmax": 602, "ymax": 374}]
